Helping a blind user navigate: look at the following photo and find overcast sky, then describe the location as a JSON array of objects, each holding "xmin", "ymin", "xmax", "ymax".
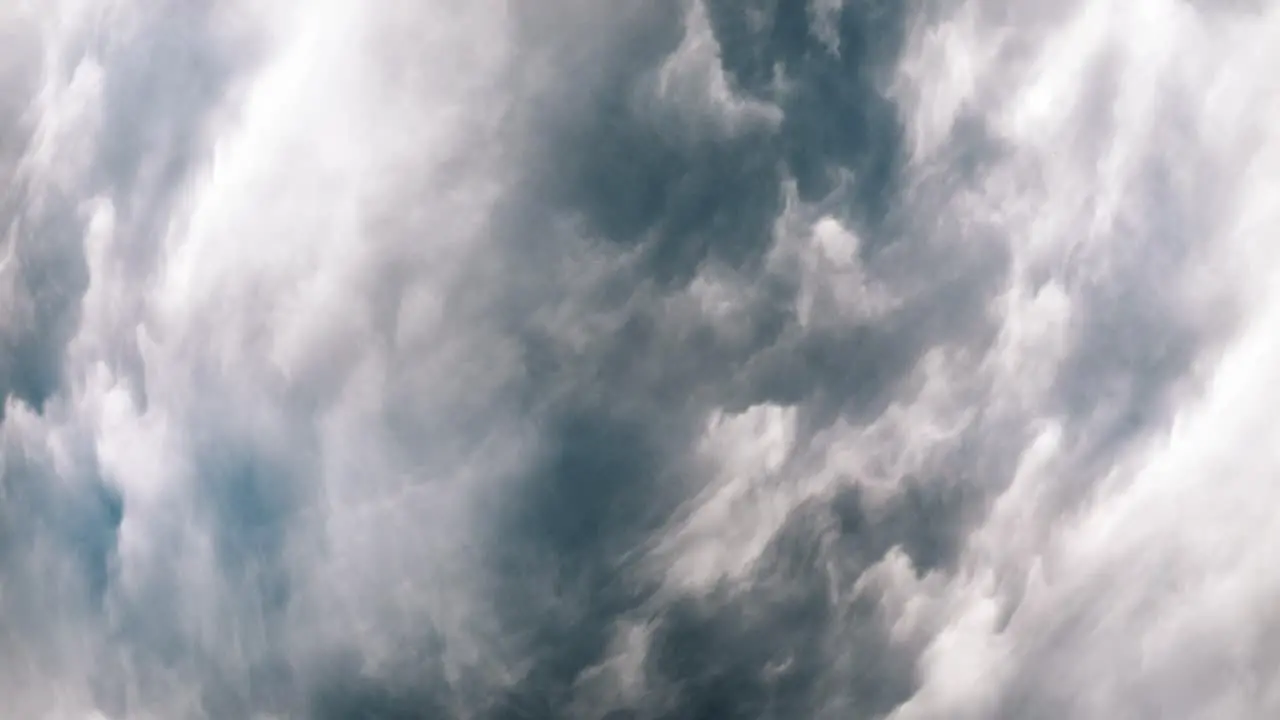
[{"xmin": 2, "ymin": 0, "xmax": 1280, "ymax": 718}]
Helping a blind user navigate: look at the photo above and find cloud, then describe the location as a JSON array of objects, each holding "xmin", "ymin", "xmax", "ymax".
[
  {"xmin": 880, "ymin": 1, "xmax": 1280, "ymax": 718},
  {"xmin": 4, "ymin": 0, "xmax": 1280, "ymax": 718}
]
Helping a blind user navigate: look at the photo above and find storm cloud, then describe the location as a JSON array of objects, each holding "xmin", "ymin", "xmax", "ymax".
[{"xmin": 3, "ymin": 0, "xmax": 1280, "ymax": 718}]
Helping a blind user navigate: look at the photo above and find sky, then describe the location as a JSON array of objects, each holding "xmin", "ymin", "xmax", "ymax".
[{"xmin": 2, "ymin": 0, "xmax": 1280, "ymax": 718}]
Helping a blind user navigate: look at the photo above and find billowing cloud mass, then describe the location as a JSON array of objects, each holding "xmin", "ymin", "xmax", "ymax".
[{"xmin": 2, "ymin": 0, "xmax": 1279, "ymax": 717}]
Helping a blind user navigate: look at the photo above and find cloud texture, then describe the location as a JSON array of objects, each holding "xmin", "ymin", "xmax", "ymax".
[{"xmin": 2, "ymin": 0, "xmax": 1280, "ymax": 717}]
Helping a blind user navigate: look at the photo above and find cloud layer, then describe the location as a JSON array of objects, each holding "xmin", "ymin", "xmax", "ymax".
[{"xmin": 2, "ymin": 0, "xmax": 1280, "ymax": 718}]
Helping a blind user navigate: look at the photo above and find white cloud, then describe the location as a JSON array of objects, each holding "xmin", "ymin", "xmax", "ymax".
[
  {"xmin": 1, "ymin": 0, "xmax": 535, "ymax": 714},
  {"xmin": 882, "ymin": 0, "xmax": 1280, "ymax": 717}
]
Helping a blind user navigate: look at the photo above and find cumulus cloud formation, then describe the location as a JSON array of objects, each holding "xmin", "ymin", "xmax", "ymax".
[{"xmin": 2, "ymin": 0, "xmax": 1279, "ymax": 717}]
